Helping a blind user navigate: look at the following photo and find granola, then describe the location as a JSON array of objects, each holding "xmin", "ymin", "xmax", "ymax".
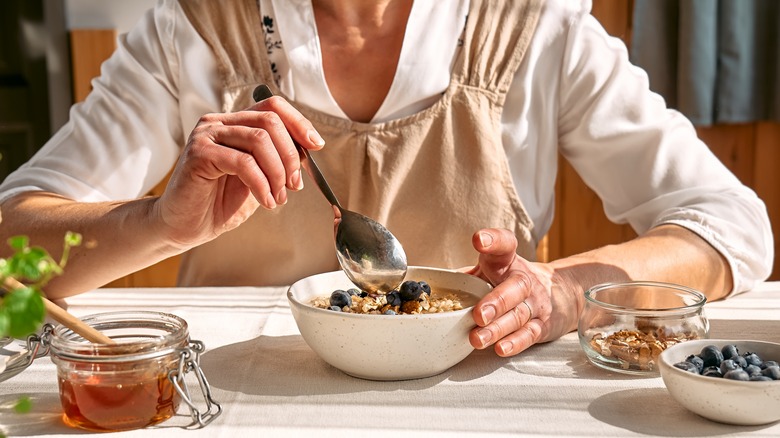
[
  {"xmin": 590, "ymin": 327, "xmax": 700, "ymax": 371},
  {"xmin": 310, "ymin": 283, "xmax": 471, "ymax": 315}
]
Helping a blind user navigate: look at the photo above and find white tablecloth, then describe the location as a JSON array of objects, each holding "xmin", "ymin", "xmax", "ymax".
[{"xmin": 2, "ymin": 283, "xmax": 779, "ymax": 437}]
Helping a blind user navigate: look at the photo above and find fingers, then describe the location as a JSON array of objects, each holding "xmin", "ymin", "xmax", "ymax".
[
  {"xmin": 472, "ymin": 270, "xmax": 535, "ymax": 326},
  {"xmin": 492, "ymin": 319, "xmax": 544, "ymax": 356},
  {"xmin": 185, "ymin": 124, "xmax": 280, "ymax": 209},
  {"xmin": 209, "ymin": 110, "xmax": 304, "ymax": 192},
  {"xmin": 471, "ymin": 228, "xmax": 518, "ymax": 285},
  {"xmin": 468, "ymin": 227, "xmax": 553, "ymax": 357},
  {"xmin": 249, "ymin": 95, "xmax": 326, "ymax": 152},
  {"xmin": 188, "ymin": 101, "xmax": 324, "ymax": 210},
  {"xmin": 470, "ymin": 293, "xmax": 542, "ymax": 356}
]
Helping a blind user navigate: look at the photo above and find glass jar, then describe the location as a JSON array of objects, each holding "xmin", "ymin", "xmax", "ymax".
[
  {"xmin": 578, "ymin": 281, "xmax": 709, "ymax": 375},
  {"xmin": 44, "ymin": 311, "xmax": 220, "ymax": 431}
]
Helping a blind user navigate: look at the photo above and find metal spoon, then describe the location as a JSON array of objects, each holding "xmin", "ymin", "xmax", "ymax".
[{"xmin": 253, "ymin": 85, "xmax": 408, "ymax": 294}]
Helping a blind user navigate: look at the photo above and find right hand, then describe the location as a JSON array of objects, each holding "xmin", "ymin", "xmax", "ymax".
[{"xmin": 155, "ymin": 95, "xmax": 325, "ymax": 250}]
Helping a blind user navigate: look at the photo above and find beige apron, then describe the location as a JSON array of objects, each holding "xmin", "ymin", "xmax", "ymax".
[{"xmin": 177, "ymin": 0, "xmax": 543, "ymax": 287}]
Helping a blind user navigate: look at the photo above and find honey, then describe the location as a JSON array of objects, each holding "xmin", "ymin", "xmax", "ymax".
[
  {"xmin": 48, "ymin": 311, "xmax": 194, "ymax": 431},
  {"xmin": 58, "ymin": 372, "xmax": 179, "ymax": 431}
]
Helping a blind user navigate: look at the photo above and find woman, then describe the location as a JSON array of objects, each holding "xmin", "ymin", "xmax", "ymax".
[{"xmin": 0, "ymin": 0, "xmax": 772, "ymax": 357}]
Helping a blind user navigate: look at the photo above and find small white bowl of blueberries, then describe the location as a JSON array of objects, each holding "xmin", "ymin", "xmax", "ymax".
[{"xmin": 659, "ymin": 339, "xmax": 780, "ymax": 425}]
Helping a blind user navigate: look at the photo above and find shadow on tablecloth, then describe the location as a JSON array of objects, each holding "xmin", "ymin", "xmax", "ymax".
[
  {"xmin": 198, "ymin": 331, "xmax": 651, "ymax": 398},
  {"xmin": 588, "ymin": 388, "xmax": 775, "ymax": 436},
  {"xmin": 199, "ymin": 333, "xmax": 515, "ymax": 395}
]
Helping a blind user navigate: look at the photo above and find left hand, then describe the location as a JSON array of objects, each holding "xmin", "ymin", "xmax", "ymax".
[{"xmin": 466, "ymin": 228, "xmax": 569, "ymax": 356}]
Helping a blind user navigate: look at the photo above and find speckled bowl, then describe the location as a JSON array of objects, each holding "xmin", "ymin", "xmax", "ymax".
[
  {"xmin": 659, "ymin": 339, "xmax": 780, "ymax": 425},
  {"xmin": 287, "ymin": 266, "xmax": 492, "ymax": 381}
]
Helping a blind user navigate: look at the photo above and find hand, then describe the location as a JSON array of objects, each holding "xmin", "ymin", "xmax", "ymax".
[
  {"xmin": 155, "ymin": 96, "xmax": 325, "ymax": 249},
  {"xmin": 466, "ymin": 228, "xmax": 578, "ymax": 357}
]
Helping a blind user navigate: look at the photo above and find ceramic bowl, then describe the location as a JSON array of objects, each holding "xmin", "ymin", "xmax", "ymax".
[
  {"xmin": 287, "ymin": 266, "xmax": 492, "ymax": 381},
  {"xmin": 659, "ymin": 339, "xmax": 780, "ymax": 426},
  {"xmin": 578, "ymin": 281, "xmax": 709, "ymax": 375}
]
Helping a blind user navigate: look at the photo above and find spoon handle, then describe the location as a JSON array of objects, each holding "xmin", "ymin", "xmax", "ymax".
[
  {"xmin": 252, "ymin": 84, "xmax": 342, "ymax": 209},
  {"xmin": 2, "ymin": 277, "xmax": 115, "ymax": 344},
  {"xmin": 296, "ymin": 147, "xmax": 342, "ymax": 209}
]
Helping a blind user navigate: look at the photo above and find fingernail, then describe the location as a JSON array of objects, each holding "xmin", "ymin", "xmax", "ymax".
[
  {"xmin": 478, "ymin": 232, "xmax": 493, "ymax": 248},
  {"xmin": 480, "ymin": 304, "xmax": 496, "ymax": 323},
  {"xmin": 276, "ymin": 187, "xmax": 287, "ymax": 205},
  {"xmin": 308, "ymin": 129, "xmax": 325, "ymax": 147},
  {"xmin": 265, "ymin": 192, "xmax": 277, "ymax": 209},
  {"xmin": 477, "ymin": 328, "xmax": 492, "ymax": 345},
  {"xmin": 292, "ymin": 169, "xmax": 303, "ymax": 190},
  {"xmin": 498, "ymin": 340, "xmax": 513, "ymax": 355}
]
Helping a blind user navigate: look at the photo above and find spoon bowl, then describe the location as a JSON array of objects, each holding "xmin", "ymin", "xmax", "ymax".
[
  {"xmin": 335, "ymin": 208, "xmax": 407, "ymax": 293},
  {"xmin": 253, "ymin": 85, "xmax": 408, "ymax": 293}
]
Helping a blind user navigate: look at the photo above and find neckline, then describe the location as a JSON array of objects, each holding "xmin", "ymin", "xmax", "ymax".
[{"xmin": 275, "ymin": 0, "xmax": 468, "ymax": 123}]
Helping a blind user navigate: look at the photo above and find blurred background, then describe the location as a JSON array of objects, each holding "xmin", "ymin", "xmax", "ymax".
[{"xmin": 0, "ymin": 0, "xmax": 777, "ymax": 286}]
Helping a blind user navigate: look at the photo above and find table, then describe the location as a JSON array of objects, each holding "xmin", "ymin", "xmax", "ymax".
[{"xmin": 2, "ymin": 282, "xmax": 779, "ymax": 437}]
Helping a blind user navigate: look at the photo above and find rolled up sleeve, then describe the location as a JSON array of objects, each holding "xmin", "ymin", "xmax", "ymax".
[
  {"xmin": 556, "ymin": 13, "xmax": 774, "ymax": 294},
  {"xmin": 0, "ymin": 0, "xmax": 184, "ymax": 203}
]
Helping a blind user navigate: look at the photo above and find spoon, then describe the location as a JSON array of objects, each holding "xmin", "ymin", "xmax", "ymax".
[{"xmin": 253, "ymin": 85, "xmax": 408, "ymax": 294}]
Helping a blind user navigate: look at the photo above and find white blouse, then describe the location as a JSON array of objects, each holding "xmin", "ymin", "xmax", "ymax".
[{"xmin": 0, "ymin": 0, "xmax": 773, "ymax": 293}]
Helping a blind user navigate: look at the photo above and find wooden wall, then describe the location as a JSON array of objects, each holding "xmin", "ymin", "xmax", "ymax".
[{"xmin": 72, "ymin": 0, "xmax": 779, "ymax": 286}]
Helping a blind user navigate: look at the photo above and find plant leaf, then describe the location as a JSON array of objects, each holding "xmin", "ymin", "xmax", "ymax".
[
  {"xmin": 7, "ymin": 236, "xmax": 28, "ymax": 251},
  {"xmin": 3, "ymin": 287, "xmax": 45, "ymax": 339},
  {"xmin": 64, "ymin": 232, "xmax": 82, "ymax": 247},
  {"xmin": 13, "ymin": 396, "xmax": 32, "ymax": 413},
  {"xmin": 0, "ymin": 308, "xmax": 9, "ymax": 338}
]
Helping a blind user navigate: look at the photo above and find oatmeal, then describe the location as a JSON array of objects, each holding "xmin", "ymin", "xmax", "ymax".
[{"xmin": 310, "ymin": 280, "xmax": 475, "ymax": 315}]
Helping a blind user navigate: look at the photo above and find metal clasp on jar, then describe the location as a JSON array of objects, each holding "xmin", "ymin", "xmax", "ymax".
[
  {"xmin": 169, "ymin": 339, "xmax": 223, "ymax": 428},
  {"xmin": 0, "ymin": 324, "xmax": 53, "ymax": 382}
]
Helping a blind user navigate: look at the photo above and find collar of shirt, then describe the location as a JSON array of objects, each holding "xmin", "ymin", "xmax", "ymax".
[{"xmin": 262, "ymin": 0, "xmax": 469, "ymax": 123}]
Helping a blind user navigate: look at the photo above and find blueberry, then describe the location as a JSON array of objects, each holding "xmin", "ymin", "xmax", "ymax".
[
  {"xmin": 328, "ymin": 305, "xmax": 342, "ymax": 312},
  {"xmin": 674, "ymin": 361, "xmax": 699, "ymax": 373},
  {"xmin": 761, "ymin": 366, "xmax": 780, "ymax": 380},
  {"xmin": 385, "ymin": 291, "xmax": 402, "ymax": 307},
  {"xmin": 701, "ymin": 366, "xmax": 723, "ymax": 378},
  {"xmin": 699, "ymin": 345, "xmax": 724, "ymax": 368},
  {"xmin": 743, "ymin": 352, "xmax": 763, "ymax": 367},
  {"xmin": 760, "ymin": 360, "xmax": 779, "ymax": 370},
  {"xmin": 745, "ymin": 364, "xmax": 763, "ymax": 377},
  {"xmin": 730, "ymin": 355, "xmax": 747, "ymax": 369},
  {"xmin": 399, "ymin": 281, "xmax": 423, "ymax": 301},
  {"xmin": 723, "ymin": 369, "xmax": 750, "ymax": 381},
  {"xmin": 685, "ymin": 354, "xmax": 704, "ymax": 373},
  {"xmin": 721, "ymin": 344, "xmax": 740, "ymax": 360},
  {"xmin": 719, "ymin": 359, "xmax": 739, "ymax": 375},
  {"xmin": 383, "ymin": 309, "xmax": 396, "ymax": 315},
  {"xmin": 419, "ymin": 281, "xmax": 432, "ymax": 295},
  {"xmin": 750, "ymin": 375, "xmax": 773, "ymax": 381},
  {"xmin": 347, "ymin": 288, "xmax": 361, "ymax": 296},
  {"xmin": 330, "ymin": 290, "xmax": 352, "ymax": 308}
]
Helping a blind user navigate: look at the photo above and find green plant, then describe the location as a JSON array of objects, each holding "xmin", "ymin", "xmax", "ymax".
[{"xmin": 0, "ymin": 232, "xmax": 82, "ymax": 338}]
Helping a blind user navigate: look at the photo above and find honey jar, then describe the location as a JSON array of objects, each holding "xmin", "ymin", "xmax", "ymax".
[{"xmin": 3, "ymin": 311, "xmax": 221, "ymax": 431}]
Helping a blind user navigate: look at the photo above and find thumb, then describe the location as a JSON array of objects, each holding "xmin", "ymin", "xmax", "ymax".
[{"xmin": 472, "ymin": 228, "xmax": 518, "ymax": 285}]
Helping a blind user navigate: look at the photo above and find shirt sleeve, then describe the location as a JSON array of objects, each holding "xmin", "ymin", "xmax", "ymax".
[
  {"xmin": 555, "ymin": 12, "xmax": 774, "ymax": 294},
  {"xmin": 0, "ymin": 0, "xmax": 184, "ymax": 203}
]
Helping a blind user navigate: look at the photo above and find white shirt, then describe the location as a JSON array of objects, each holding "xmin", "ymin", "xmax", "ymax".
[{"xmin": 0, "ymin": 0, "xmax": 773, "ymax": 293}]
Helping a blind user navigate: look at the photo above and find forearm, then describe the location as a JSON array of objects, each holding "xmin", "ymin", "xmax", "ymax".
[
  {"xmin": 545, "ymin": 224, "xmax": 732, "ymax": 340},
  {"xmin": 0, "ymin": 191, "xmax": 182, "ymax": 299}
]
